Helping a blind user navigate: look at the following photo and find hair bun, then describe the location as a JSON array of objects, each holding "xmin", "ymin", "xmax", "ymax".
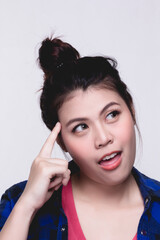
[{"xmin": 38, "ymin": 37, "xmax": 80, "ymax": 79}]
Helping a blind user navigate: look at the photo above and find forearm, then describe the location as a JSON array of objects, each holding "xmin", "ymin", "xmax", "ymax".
[
  {"xmin": 0, "ymin": 197, "xmax": 36, "ymax": 240},
  {"xmin": 0, "ymin": 123, "xmax": 70, "ymax": 239}
]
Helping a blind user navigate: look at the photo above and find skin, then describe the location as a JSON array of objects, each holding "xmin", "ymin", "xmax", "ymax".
[
  {"xmin": 0, "ymin": 122, "xmax": 70, "ymax": 240},
  {"xmin": 0, "ymin": 86, "xmax": 143, "ymax": 240},
  {"xmin": 58, "ymin": 87, "xmax": 144, "ymax": 239},
  {"xmin": 59, "ymin": 87, "xmax": 136, "ymax": 188}
]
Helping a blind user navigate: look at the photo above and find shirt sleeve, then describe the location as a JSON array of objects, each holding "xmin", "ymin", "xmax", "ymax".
[{"xmin": 0, "ymin": 181, "xmax": 27, "ymax": 231}]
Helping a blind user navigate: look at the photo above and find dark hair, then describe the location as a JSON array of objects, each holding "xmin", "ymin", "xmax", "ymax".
[{"xmin": 38, "ymin": 37, "xmax": 136, "ymax": 131}]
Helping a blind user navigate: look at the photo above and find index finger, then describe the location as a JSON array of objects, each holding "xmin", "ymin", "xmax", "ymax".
[{"xmin": 38, "ymin": 122, "xmax": 61, "ymax": 158}]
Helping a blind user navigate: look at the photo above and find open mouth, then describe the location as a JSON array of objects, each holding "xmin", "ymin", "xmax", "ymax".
[{"xmin": 98, "ymin": 151, "xmax": 122, "ymax": 170}]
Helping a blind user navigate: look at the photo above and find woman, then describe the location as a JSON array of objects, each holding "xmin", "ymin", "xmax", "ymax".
[{"xmin": 0, "ymin": 37, "xmax": 160, "ymax": 240}]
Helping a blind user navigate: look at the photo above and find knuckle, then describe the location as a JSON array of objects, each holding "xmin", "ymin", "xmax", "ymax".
[
  {"xmin": 34, "ymin": 160, "xmax": 48, "ymax": 175},
  {"xmin": 40, "ymin": 165, "xmax": 49, "ymax": 177},
  {"xmin": 34, "ymin": 156, "xmax": 42, "ymax": 164},
  {"xmin": 67, "ymin": 169, "xmax": 71, "ymax": 175},
  {"xmin": 61, "ymin": 165, "xmax": 66, "ymax": 173},
  {"xmin": 63, "ymin": 160, "xmax": 69, "ymax": 168}
]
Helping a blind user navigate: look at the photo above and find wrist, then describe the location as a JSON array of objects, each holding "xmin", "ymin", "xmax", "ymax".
[{"xmin": 15, "ymin": 196, "xmax": 38, "ymax": 223}]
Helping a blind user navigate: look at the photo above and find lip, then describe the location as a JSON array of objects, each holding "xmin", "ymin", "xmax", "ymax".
[
  {"xmin": 98, "ymin": 151, "xmax": 121, "ymax": 163},
  {"xmin": 98, "ymin": 151, "xmax": 122, "ymax": 171}
]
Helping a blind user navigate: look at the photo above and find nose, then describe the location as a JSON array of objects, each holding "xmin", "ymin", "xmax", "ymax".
[{"xmin": 94, "ymin": 124, "xmax": 113, "ymax": 149}]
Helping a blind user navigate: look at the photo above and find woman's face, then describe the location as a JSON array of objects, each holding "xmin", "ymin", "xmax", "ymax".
[{"xmin": 58, "ymin": 87, "xmax": 136, "ymax": 186}]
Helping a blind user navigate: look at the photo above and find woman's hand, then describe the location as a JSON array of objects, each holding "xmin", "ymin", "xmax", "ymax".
[
  {"xmin": 0, "ymin": 122, "xmax": 70, "ymax": 240},
  {"xmin": 20, "ymin": 122, "xmax": 70, "ymax": 211}
]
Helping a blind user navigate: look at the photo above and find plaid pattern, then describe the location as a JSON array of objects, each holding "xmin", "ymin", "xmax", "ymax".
[{"xmin": 1, "ymin": 161, "xmax": 160, "ymax": 239}]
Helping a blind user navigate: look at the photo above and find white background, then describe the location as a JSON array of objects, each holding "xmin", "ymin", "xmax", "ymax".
[{"xmin": 0, "ymin": 0, "xmax": 160, "ymax": 196}]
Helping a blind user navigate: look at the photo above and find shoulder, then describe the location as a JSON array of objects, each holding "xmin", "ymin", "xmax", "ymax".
[
  {"xmin": 0, "ymin": 181, "xmax": 27, "ymax": 206},
  {"xmin": 133, "ymin": 168, "xmax": 160, "ymax": 235},
  {"xmin": 0, "ymin": 181, "xmax": 27, "ymax": 230},
  {"xmin": 132, "ymin": 167, "xmax": 160, "ymax": 199}
]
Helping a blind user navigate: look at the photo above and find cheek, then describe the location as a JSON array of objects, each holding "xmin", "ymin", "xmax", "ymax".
[
  {"xmin": 66, "ymin": 141, "xmax": 83, "ymax": 158},
  {"xmin": 116, "ymin": 116, "xmax": 136, "ymax": 146},
  {"xmin": 61, "ymin": 132, "xmax": 90, "ymax": 160}
]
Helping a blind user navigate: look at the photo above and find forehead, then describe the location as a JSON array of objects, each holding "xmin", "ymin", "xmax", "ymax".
[{"xmin": 58, "ymin": 87, "xmax": 125, "ymax": 119}]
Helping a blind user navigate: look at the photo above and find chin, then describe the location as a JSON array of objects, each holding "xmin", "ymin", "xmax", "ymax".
[{"xmin": 101, "ymin": 163, "xmax": 134, "ymax": 186}]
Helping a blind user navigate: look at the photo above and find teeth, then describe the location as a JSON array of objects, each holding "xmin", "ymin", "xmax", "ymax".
[{"xmin": 102, "ymin": 153, "xmax": 118, "ymax": 161}]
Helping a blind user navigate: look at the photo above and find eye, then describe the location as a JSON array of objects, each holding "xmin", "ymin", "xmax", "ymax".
[
  {"xmin": 106, "ymin": 110, "xmax": 120, "ymax": 120},
  {"xmin": 72, "ymin": 123, "xmax": 88, "ymax": 133}
]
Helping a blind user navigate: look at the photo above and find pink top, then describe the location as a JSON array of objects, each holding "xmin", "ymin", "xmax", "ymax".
[
  {"xmin": 62, "ymin": 180, "xmax": 137, "ymax": 240},
  {"xmin": 133, "ymin": 233, "xmax": 137, "ymax": 240}
]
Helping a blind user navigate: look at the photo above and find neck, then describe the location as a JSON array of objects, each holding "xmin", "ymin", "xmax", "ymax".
[{"xmin": 72, "ymin": 171, "xmax": 140, "ymax": 208}]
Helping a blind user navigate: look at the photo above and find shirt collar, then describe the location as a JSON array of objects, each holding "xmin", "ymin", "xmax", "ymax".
[{"xmin": 132, "ymin": 167, "xmax": 160, "ymax": 201}]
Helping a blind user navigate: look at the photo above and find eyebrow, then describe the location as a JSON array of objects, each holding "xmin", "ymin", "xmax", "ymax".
[
  {"xmin": 66, "ymin": 102, "xmax": 120, "ymax": 127},
  {"xmin": 100, "ymin": 102, "xmax": 120, "ymax": 115}
]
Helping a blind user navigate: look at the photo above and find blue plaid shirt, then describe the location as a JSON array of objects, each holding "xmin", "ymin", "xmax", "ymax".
[{"xmin": 1, "ymin": 161, "xmax": 160, "ymax": 239}]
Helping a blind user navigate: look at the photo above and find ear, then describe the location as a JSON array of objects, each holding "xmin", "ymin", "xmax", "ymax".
[{"xmin": 56, "ymin": 134, "xmax": 68, "ymax": 152}]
